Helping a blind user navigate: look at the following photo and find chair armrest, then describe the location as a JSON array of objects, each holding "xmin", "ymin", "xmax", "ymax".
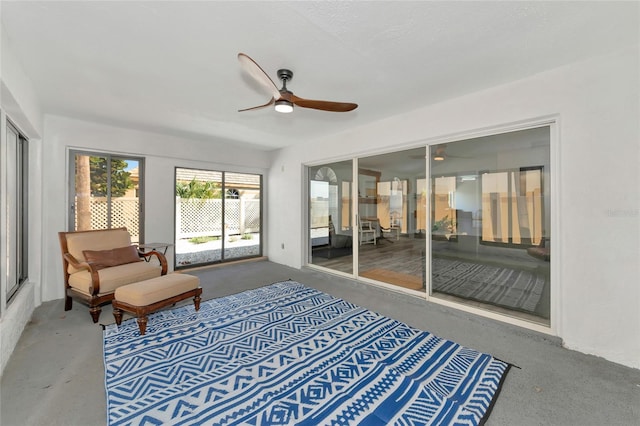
[
  {"xmin": 63, "ymin": 253, "xmax": 103, "ymax": 295},
  {"xmin": 63, "ymin": 252, "xmax": 91, "ymax": 272},
  {"xmin": 138, "ymin": 250, "xmax": 169, "ymax": 275}
]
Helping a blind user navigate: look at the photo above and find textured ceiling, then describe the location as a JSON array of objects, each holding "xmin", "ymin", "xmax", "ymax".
[{"xmin": 1, "ymin": 1, "xmax": 637, "ymax": 150}]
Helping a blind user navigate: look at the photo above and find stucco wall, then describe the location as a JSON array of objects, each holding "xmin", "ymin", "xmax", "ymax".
[
  {"xmin": 267, "ymin": 47, "xmax": 640, "ymax": 369},
  {"xmin": 0, "ymin": 283, "xmax": 35, "ymax": 375}
]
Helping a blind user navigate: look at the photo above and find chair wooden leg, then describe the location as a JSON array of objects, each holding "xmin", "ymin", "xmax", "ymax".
[
  {"xmin": 137, "ymin": 316, "xmax": 148, "ymax": 335},
  {"xmin": 113, "ymin": 308, "xmax": 123, "ymax": 325},
  {"xmin": 89, "ymin": 306, "xmax": 101, "ymax": 323},
  {"xmin": 64, "ymin": 295, "xmax": 73, "ymax": 311}
]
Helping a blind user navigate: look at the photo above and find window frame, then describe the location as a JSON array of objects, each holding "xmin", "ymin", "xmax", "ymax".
[{"xmin": 5, "ymin": 120, "xmax": 29, "ymax": 303}]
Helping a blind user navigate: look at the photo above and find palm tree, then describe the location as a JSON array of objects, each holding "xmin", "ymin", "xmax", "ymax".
[{"xmin": 76, "ymin": 155, "xmax": 92, "ymax": 230}]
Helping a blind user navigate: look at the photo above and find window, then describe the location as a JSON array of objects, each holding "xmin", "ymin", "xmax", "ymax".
[
  {"xmin": 5, "ymin": 121, "xmax": 29, "ymax": 302},
  {"xmin": 175, "ymin": 168, "xmax": 262, "ymax": 268},
  {"xmin": 69, "ymin": 151, "xmax": 144, "ymax": 243}
]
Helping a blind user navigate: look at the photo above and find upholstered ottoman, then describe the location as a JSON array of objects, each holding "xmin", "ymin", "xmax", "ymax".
[{"xmin": 112, "ymin": 273, "xmax": 202, "ymax": 335}]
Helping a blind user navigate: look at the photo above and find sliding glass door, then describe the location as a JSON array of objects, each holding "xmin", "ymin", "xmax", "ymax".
[
  {"xmin": 69, "ymin": 151, "xmax": 143, "ymax": 243},
  {"xmin": 308, "ymin": 149, "xmax": 427, "ymax": 292},
  {"xmin": 5, "ymin": 122, "xmax": 29, "ymax": 302},
  {"xmin": 175, "ymin": 168, "xmax": 262, "ymax": 269},
  {"xmin": 429, "ymin": 126, "xmax": 551, "ymax": 324},
  {"xmin": 306, "ymin": 124, "xmax": 552, "ymax": 326}
]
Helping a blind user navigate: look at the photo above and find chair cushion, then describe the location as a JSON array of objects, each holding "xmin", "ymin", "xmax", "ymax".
[
  {"xmin": 114, "ymin": 274, "xmax": 200, "ymax": 306},
  {"xmin": 68, "ymin": 262, "xmax": 162, "ymax": 295},
  {"xmin": 83, "ymin": 245, "xmax": 141, "ymax": 270},
  {"xmin": 66, "ymin": 229, "xmax": 132, "ymax": 274}
]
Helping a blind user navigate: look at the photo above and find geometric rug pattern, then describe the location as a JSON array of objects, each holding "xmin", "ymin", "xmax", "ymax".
[
  {"xmin": 432, "ymin": 258, "xmax": 546, "ymax": 314},
  {"xmin": 104, "ymin": 281, "xmax": 510, "ymax": 425}
]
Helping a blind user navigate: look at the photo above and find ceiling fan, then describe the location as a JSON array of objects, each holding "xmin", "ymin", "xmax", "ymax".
[{"xmin": 237, "ymin": 53, "xmax": 358, "ymax": 114}]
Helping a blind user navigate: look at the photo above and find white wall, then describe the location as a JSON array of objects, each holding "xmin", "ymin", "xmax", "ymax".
[
  {"xmin": 1, "ymin": 25, "xmax": 43, "ymax": 137},
  {"xmin": 0, "ymin": 23, "xmax": 44, "ymax": 376},
  {"xmin": 40, "ymin": 115, "xmax": 271, "ymax": 302},
  {"xmin": 268, "ymin": 47, "xmax": 640, "ymax": 369}
]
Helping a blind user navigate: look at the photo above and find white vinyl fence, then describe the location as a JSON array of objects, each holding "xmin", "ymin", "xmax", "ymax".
[
  {"xmin": 75, "ymin": 197, "xmax": 260, "ymax": 242},
  {"xmin": 176, "ymin": 198, "xmax": 261, "ymax": 239},
  {"xmin": 75, "ymin": 197, "xmax": 140, "ymax": 241}
]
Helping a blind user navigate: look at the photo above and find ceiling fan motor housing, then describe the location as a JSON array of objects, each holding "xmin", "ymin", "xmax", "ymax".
[{"xmin": 277, "ymin": 69, "xmax": 293, "ymax": 82}]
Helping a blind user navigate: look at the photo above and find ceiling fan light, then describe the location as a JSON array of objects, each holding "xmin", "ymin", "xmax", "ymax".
[
  {"xmin": 433, "ymin": 154, "xmax": 445, "ymax": 161},
  {"xmin": 274, "ymin": 100, "xmax": 293, "ymax": 113}
]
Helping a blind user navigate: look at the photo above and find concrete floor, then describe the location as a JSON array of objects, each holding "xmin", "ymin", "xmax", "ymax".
[{"xmin": 1, "ymin": 260, "xmax": 639, "ymax": 425}]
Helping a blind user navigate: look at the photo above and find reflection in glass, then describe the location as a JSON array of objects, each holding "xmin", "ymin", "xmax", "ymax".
[
  {"xmin": 357, "ymin": 148, "xmax": 426, "ymax": 292},
  {"xmin": 429, "ymin": 127, "xmax": 551, "ymax": 325},
  {"xmin": 308, "ymin": 161, "xmax": 353, "ymax": 274}
]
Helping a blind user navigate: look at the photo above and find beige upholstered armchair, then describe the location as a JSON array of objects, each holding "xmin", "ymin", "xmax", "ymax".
[{"xmin": 58, "ymin": 227, "xmax": 168, "ymax": 322}]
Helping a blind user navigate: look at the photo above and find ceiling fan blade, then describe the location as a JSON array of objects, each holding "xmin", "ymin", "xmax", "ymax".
[
  {"xmin": 238, "ymin": 53, "xmax": 281, "ymax": 100},
  {"xmin": 290, "ymin": 94, "xmax": 358, "ymax": 112},
  {"xmin": 238, "ymin": 97, "xmax": 275, "ymax": 112}
]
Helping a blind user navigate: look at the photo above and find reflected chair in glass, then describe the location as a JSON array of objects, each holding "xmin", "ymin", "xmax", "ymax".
[
  {"xmin": 381, "ymin": 212, "xmax": 401, "ymax": 241},
  {"xmin": 358, "ymin": 215, "xmax": 377, "ymax": 246}
]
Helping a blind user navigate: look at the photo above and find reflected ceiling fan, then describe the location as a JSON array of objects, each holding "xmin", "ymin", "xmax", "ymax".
[
  {"xmin": 431, "ymin": 145, "xmax": 468, "ymax": 161},
  {"xmin": 237, "ymin": 53, "xmax": 358, "ymax": 114},
  {"xmin": 432, "ymin": 146, "xmax": 448, "ymax": 161}
]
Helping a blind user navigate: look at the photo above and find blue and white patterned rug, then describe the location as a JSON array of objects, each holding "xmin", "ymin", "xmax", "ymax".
[{"xmin": 103, "ymin": 281, "xmax": 510, "ymax": 425}]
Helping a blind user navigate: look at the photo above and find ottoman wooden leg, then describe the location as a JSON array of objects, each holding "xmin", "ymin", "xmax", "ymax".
[
  {"xmin": 113, "ymin": 308, "xmax": 123, "ymax": 325},
  {"xmin": 137, "ymin": 315, "xmax": 148, "ymax": 335},
  {"xmin": 194, "ymin": 294, "xmax": 201, "ymax": 311}
]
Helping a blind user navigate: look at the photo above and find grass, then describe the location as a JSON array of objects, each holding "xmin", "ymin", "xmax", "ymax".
[
  {"xmin": 188, "ymin": 235, "xmax": 220, "ymax": 244},
  {"xmin": 188, "ymin": 233, "xmax": 255, "ymax": 244}
]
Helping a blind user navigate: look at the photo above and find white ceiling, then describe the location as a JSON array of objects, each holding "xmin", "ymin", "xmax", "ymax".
[{"xmin": 1, "ymin": 1, "xmax": 637, "ymax": 151}]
